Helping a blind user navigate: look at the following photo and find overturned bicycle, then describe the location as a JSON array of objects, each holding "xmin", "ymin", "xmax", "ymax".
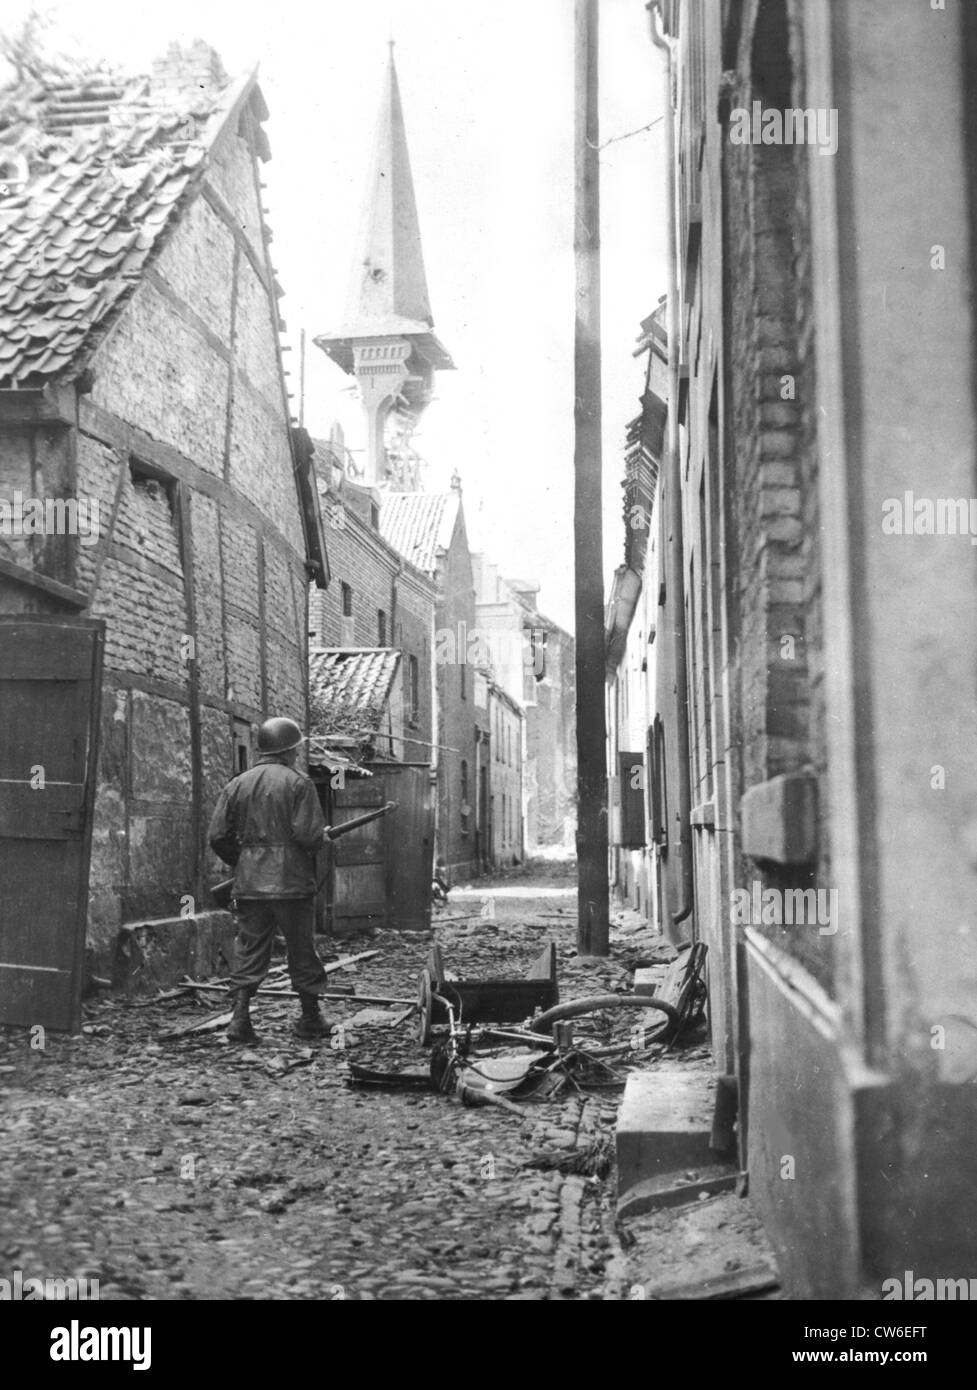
[{"xmin": 347, "ymin": 939, "xmax": 708, "ymax": 1116}]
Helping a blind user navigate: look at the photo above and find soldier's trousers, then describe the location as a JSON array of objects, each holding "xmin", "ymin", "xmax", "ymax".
[{"xmin": 226, "ymin": 898, "xmax": 329, "ymax": 995}]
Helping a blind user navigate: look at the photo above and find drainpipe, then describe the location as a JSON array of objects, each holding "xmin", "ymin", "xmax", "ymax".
[{"xmin": 650, "ymin": 4, "xmax": 694, "ymax": 934}]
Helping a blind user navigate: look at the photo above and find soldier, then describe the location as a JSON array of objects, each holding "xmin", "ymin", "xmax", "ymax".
[{"xmin": 208, "ymin": 716, "xmax": 336, "ymax": 1045}]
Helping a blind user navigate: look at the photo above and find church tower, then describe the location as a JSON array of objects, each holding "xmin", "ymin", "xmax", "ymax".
[{"xmin": 316, "ymin": 45, "xmax": 454, "ymax": 488}]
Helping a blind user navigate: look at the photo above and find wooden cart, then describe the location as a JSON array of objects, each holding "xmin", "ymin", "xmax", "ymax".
[{"xmin": 416, "ymin": 941, "xmax": 558, "ymax": 1045}]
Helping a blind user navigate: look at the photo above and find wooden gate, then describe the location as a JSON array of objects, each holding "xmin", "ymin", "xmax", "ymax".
[
  {"xmin": 0, "ymin": 616, "xmax": 104, "ymax": 1032},
  {"xmin": 327, "ymin": 763, "xmax": 434, "ymax": 935}
]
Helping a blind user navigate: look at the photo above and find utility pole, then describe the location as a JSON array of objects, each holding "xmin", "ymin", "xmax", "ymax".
[{"xmin": 573, "ymin": 0, "xmax": 609, "ymax": 956}]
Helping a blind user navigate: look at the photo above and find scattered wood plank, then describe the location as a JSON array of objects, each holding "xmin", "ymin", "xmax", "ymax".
[
  {"xmin": 159, "ymin": 1011, "xmax": 232, "ymax": 1040},
  {"xmin": 651, "ymin": 1264, "xmax": 780, "ymax": 1301},
  {"xmin": 321, "ymin": 950, "xmax": 381, "ymax": 973}
]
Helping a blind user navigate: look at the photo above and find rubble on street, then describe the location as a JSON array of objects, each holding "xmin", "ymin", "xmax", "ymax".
[{"xmin": 0, "ymin": 862, "xmax": 768, "ymax": 1301}]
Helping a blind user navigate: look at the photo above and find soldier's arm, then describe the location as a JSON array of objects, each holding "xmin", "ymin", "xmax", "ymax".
[
  {"xmin": 208, "ymin": 784, "xmax": 240, "ymax": 865},
  {"xmin": 292, "ymin": 777, "xmax": 327, "ymax": 854}
]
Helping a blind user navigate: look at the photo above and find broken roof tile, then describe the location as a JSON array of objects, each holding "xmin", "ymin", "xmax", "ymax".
[
  {"xmin": 0, "ymin": 50, "xmax": 267, "ymax": 388},
  {"xmin": 309, "ymin": 648, "xmax": 402, "ymax": 739}
]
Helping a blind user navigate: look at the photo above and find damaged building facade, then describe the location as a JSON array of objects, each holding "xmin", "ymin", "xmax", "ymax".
[
  {"xmin": 0, "ymin": 44, "xmax": 326, "ymax": 1024},
  {"xmin": 611, "ymin": 0, "xmax": 977, "ymax": 1297}
]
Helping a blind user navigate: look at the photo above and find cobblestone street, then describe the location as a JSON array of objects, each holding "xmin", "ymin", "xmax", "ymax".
[{"xmin": 1, "ymin": 861, "xmax": 690, "ymax": 1301}]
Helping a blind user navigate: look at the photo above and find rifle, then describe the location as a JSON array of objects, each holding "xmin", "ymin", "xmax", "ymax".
[{"xmin": 210, "ymin": 800, "xmax": 398, "ymax": 908}]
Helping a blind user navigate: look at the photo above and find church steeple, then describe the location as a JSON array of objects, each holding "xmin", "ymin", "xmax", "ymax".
[
  {"xmin": 316, "ymin": 46, "xmax": 454, "ymax": 488},
  {"xmin": 343, "ymin": 42, "xmax": 432, "ymax": 331}
]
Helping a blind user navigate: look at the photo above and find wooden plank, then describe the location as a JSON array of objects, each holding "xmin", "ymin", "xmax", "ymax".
[
  {"xmin": 0, "ymin": 556, "xmax": 88, "ymax": 608},
  {"xmin": 222, "ymin": 240, "xmax": 241, "ymax": 487},
  {"xmin": 0, "ymin": 617, "xmax": 103, "ymax": 1032},
  {"xmin": 0, "ymin": 964, "xmax": 77, "ymax": 1030},
  {"xmin": 525, "ymin": 941, "xmax": 557, "ymax": 993},
  {"xmin": 451, "ymin": 979, "xmax": 555, "ymax": 1024},
  {"xmin": 0, "ymin": 619, "xmax": 100, "ymax": 679},
  {"xmin": 427, "ymin": 943, "xmax": 446, "ymax": 985},
  {"xmin": 651, "ymin": 1264, "xmax": 780, "ymax": 1301},
  {"xmin": 256, "ymin": 535, "xmax": 268, "ymax": 716},
  {"xmin": 0, "ymin": 384, "xmax": 76, "ymax": 426},
  {"xmin": 0, "ymin": 782, "xmax": 86, "ymax": 839},
  {"xmin": 379, "ymin": 765, "xmax": 432, "ymax": 932},
  {"xmin": 175, "ymin": 482, "xmax": 203, "ymax": 901}
]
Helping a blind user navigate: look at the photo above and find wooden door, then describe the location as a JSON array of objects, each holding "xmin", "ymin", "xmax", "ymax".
[
  {"xmin": 327, "ymin": 764, "xmax": 434, "ymax": 936},
  {"xmin": 0, "ymin": 616, "xmax": 104, "ymax": 1032},
  {"xmin": 330, "ymin": 779, "xmax": 387, "ymax": 934},
  {"xmin": 383, "ymin": 764, "xmax": 434, "ymax": 932}
]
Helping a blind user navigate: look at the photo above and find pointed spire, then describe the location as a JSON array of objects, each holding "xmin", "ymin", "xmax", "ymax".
[
  {"xmin": 343, "ymin": 46, "xmax": 433, "ymax": 331},
  {"xmin": 315, "ymin": 47, "xmax": 453, "ymax": 487}
]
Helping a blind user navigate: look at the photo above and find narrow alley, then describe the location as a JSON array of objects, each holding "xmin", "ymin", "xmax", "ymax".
[
  {"xmin": 2, "ymin": 0, "xmax": 974, "ymax": 1341},
  {"xmin": 0, "ymin": 860, "xmax": 771, "ymax": 1302}
]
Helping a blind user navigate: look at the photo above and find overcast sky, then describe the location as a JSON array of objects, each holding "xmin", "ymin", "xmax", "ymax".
[{"xmin": 3, "ymin": 0, "xmax": 667, "ymax": 631}]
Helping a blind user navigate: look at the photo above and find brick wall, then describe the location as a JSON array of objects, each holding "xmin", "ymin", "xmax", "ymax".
[
  {"xmin": 206, "ymin": 125, "xmax": 267, "ymax": 266},
  {"xmin": 91, "ymin": 278, "xmax": 230, "ymax": 477},
  {"xmin": 73, "ymin": 118, "xmax": 308, "ymax": 952},
  {"xmin": 310, "ymin": 486, "xmax": 436, "ymax": 755},
  {"xmin": 723, "ymin": 0, "xmax": 829, "ymax": 985}
]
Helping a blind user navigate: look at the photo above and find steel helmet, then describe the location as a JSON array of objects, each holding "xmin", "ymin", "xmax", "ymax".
[{"xmin": 256, "ymin": 716, "xmax": 304, "ymax": 754}]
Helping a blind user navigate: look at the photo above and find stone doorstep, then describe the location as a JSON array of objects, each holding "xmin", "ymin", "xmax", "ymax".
[
  {"xmin": 607, "ymin": 1192, "xmax": 782, "ymax": 1302},
  {"xmin": 616, "ymin": 1068, "xmax": 726, "ymax": 1202},
  {"xmin": 616, "ymin": 1165, "xmax": 739, "ymax": 1222},
  {"xmin": 111, "ymin": 910, "xmax": 237, "ymax": 996}
]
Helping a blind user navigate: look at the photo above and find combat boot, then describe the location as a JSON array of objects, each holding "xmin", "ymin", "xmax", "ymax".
[
  {"xmin": 293, "ymin": 992, "xmax": 336, "ymax": 1040},
  {"xmin": 227, "ymin": 987, "xmax": 259, "ymax": 1045}
]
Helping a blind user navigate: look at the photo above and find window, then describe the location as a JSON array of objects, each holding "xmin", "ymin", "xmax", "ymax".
[
  {"xmin": 460, "ymin": 760, "xmax": 470, "ymax": 836},
  {"xmin": 341, "ymin": 583, "xmax": 353, "ymax": 618},
  {"xmin": 126, "ymin": 456, "xmax": 181, "ymax": 571},
  {"xmin": 232, "ymin": 719, "xmax": 252, "ymax": 775},
  {"xmin": 129, "ymin": 456, "xmax": 175, "ymax": 506},
  {"xmin": 408, "ymin": 655, "xmax": 419, "ymax": 725},
  {"xmin": 378, "ymin": 609, "xmax": 387, "ymax": 645}
]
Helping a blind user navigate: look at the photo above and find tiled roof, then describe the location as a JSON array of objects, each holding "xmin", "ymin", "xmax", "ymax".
[
  {"xmin": 306, "ymin": 739, "xmax": 372, "ymax": 776},
  {"xmin": 309, "ymin": 648, "xmax": 401, "ymax": 738},
  {"xmin": 379, "ymin": 490, "xmax": 458, "ymax": 574},
  {"xmin": 0, "ymin": 54, "xmax": 258, "ymax": 387}
]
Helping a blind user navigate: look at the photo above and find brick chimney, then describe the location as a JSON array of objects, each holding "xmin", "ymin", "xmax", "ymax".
[{"xmin": 150, "ymin": 40, "xmax": 228, "ymax": 107}]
